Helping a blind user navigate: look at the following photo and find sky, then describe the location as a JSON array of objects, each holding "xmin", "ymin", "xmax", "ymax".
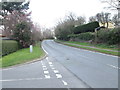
[{"xmin": 29, "ymin": 0, "xmax": 117, "ymax": 28}]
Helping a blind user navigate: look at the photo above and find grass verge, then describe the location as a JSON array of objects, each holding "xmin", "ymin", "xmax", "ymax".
[
  {"xmin": 1, "ymin": 43, "xmax": 45, "ymax": 68},
  {"xmin": 55, "ymin": 40, "xmax": 119, "ymax": 57}
]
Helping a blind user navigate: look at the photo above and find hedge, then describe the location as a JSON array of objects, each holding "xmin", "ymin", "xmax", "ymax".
[
  {"xmin": 97, "ymin": 28, "xmax": 120, "ymax": 45},
  {"xmin": 68, "ymin": 32, "xmax": 95, "ymax": 41},
  {"xmin": 2, "ymin": 40, "xmax": 19, "ymax": 56},
  {"xmin": 74, "ymin": 21, "xmax": 100, "ymax": 34}
]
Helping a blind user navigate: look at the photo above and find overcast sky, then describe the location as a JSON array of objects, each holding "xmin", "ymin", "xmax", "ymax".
[{"xmin": 29, "ymin": 0, "xmax": 117, "ymax": 28}]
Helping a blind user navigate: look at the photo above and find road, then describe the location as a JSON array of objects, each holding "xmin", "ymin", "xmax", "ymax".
[{"xmin": 1, "ymin": 40, "xmax": 118, "ymax": 88}]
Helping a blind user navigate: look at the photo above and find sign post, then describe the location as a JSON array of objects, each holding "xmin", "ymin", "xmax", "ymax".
[{"xmin": 30, "ymin": 45, "xmax": 33, "ymax": 53}]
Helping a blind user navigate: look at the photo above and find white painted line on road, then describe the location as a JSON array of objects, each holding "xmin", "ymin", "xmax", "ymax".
[
  {"xmin": 56, "ymin": 74, "xmax": 62, "ymax": 78},
  {"xmin": 41, "ymin": 61, "xmax": 44, "ymax": 66},
  {"xmin": 44, "ymin": 71, "xmax": 49, "ymax": 74},
  {"xmin": 42, "ymin": 46, "xmax": 48, "ymax": 55},
  {"xmin": 51, "ymin": 67, "xmax": 55, "ymax": 70},
  {"xmin": 46, "ymin": 57, "xmax": 48, "ymax": 60},
  {"xmin": 53, "ymin": 70, "xmax": 59, "ymax": 73},
  {"xmin": 43, "ymin": 67, "xmax": 47, "ymax": 70},
  {"xmin": 62, "ymin": 80, "xmax": 68, "ymax": 86},
  {"xmin": 42, "ymin": 66, "xmax": 46, "ymax": 68},
  {"xmin": 0, "ymin": 78, "xmax": 43, "ymax": 82},
  {"xmin": 45, "ymin": 75, "xmax": 50, "ymax": 79},
  {"xmin": 49, "ymin": 62, "xmax": 52, "ymax": 65},
  {"xmin": 50, "ymin": 65, "xmax": 53, "ymax": 67},
  {"xmin": 107, "ymin": 64, "xmax": 120, "ymax": 69}
]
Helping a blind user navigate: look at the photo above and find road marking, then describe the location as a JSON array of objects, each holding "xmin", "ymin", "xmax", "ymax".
[
  {"xmin": 44, "ymin": 71, "xmax": 49, "ymax": 74},
  {"xmin": 43, "ymin": 67, "xmax": 47, "ymax": 70},
  {"xmin": 45, "ymin": 75, "xmax": 50, "ymax": 79},
  {"xmin": 56, "ymin": 74, "xmax": 62, "ymax": 78},
  {"xmin": 46, "ymin": 57, "xmax": 48, "ymax": 60},
  {"xmin": 62, "ymin": 80, "xmax": 68, "ymax": 86},
  {"xmin": 42, "ymin": 66, "xmax": 46, "ymax": 68},
  {"xmin": 42, "ymin": 46, "xmax": 48, "ymax": 55},
  {"xmin": 0, "ymin": 78, "xmax": 43, "ymax": 82},
  {"xmin": 41, "ymin": 61, "xmax": 44, "ymax": 66},
  {"xmin": 50, "ymin": 65, "xmax": 53, "ymax": 67},
  {"xmin": 53, "ymin": 70, "xmax": 59, "ymax": 73},
  {"xmin": 107, "ymin": 64, "xmax": 120, "ymax": 69},
  {"xmin": 51, "ymin": 67, "xmax": 55, "ymax": 70},
  {"xmin": 49, "ymin": 62, "xmax": 52, "ymax": 65}
]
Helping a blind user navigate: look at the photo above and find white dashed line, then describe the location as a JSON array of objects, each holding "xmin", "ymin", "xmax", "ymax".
[
  {"xmin": 49, "ymin": 62, "xmax": 52, "ymax": 65},
  {"xmin": 45, "ymin": 75, "xmax": 50, "ymax": 79},
  {"xmin": 107, "ymin": 64, "xmax": 120, "ymax": 69},
  {"xmin": 56, "ymin": 74, "xmax": 62, "ymax": 78},
  {"xmin": 51, "ymin": 67, "xmax": 55, "ymax": 70},
  {"xmin": 42, "ymin": 66, "xmax": 46, "ymax": 68},
  {"xmin": 53, "ymin": 70, "xmax": 59, "ymax": 73},
  {"xmin": 62, "ymin": 80, "xmax": 68, "ymax": 86},
  {"xmin": 44, "ymin": 71, "xmax": 49, "ymax": 74},
  {"xmin": 43, "ymin": 67, "xmax": 47, "ymax": 70},
  {"xmin": 50, "ymin": 65, "xmax": 53, "ymax": 67}
]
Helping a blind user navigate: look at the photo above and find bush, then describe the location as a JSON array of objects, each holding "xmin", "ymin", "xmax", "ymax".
[
  {"xmin": 74, "ymin": 21, "xmax": 100, "ymax": 34},
  {"xmin": 97, "ymin": 28, "xmax": 120, "ymax": 45},
  {"xmin": 2, "ymin": 40, "xmax": 19, "ymax": 56},
  {"xmin": 68, "ymin": 32, "xmax": 95, "ymax": 41}
]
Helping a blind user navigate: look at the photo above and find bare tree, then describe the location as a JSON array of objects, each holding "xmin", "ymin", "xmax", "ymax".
[
  {"xmin": 76, "ymin": 16, "xmax": 86, "ymax": 25},
  {"xmin": 112, "ymin": 14, "xmax": 119, "ymax": 25},
  {"xmin": 96, "ymin": 12, "xmax": 111, "ymax": 28},
  {"xmin": 89, "ymin": 16, "xmax": 96, "ymax": 22},
  {"xmin": 100, "ymin": 0, "xmax": 120, "ymax": 26}
]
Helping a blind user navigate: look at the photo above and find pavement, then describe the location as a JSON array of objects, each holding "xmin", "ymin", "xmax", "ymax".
[{"xmin": 1, "ymin": 40, "xmax": 119, "ymax": 88}]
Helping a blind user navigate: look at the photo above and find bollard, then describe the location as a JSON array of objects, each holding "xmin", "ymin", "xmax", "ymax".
[{"xmin": 30, "ymin": 45, "xmax": 33, "ymax": 53}]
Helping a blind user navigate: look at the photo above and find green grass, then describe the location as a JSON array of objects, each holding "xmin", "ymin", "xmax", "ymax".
[
  {"xmin": 2, "ymin": 43, "xmax": 45, "ymax": 68},
  {"xmin": 55, "ymin": 40, "xmax": 119, "ymax": 56},
  {"xmin": 61, "ymin": 40, "xmax": 118, "ymax": 51}
]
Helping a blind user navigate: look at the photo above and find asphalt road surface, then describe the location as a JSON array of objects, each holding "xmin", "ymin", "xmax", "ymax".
[{"xmin": 1, "ymin": 40, "xmax": 118, "ymax": 88}]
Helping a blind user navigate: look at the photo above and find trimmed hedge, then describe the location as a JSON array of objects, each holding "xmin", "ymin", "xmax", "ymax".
[
  {"xmin": 74, "ymin": 21, "xmax": 100, "ymax": 34},
  {"xmin": 2, "ymin": 40, "xmax": 19, "ymax": 56},
  {"xmin": 68, "ymin": 32, "xmax": 95, "ymax": 41}
]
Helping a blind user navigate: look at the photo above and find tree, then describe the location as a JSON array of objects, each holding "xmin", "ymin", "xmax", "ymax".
[
  {"xmin": 96, "ymin": 12, "xmax": 111, "ymax": 28},
  {"xmin": 100, "ymin": 0, "xmax": 120, "ymax": 26},
  {"xmin": 0, "ymin": 1, "xmax": 30, "ymax": 37},
  {"xmin": 112, "ymin": 14, "xmax": 119, "ymax": 26},
  {"xmin": 32, "ymin": 23, "xmax": 43, "ymax": 41},
  {"xmin": 76, "ymin": 16, "xmax": 86, "ymax": 25},
  {"xmin": 89, "ymin": 16, "xmax": 96, "ymax": 22},
  {"xmin": 43, "ymin": 29, "xmax": 53, "ymax": 39},
  {"xmin": 13, "ymin": 21, "xmax": 32, "ymax": 48}
]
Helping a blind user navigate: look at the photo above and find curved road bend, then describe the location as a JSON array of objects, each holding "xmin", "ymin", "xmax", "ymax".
[{"xmin": 1, "ymin": 40, "xmax": 118, "ymax": 88}]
